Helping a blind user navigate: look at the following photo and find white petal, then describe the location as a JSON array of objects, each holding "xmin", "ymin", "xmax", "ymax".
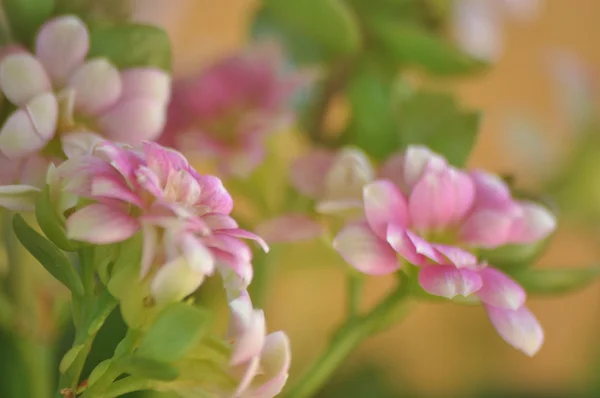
[
  {"xmin": 0, "ymin": 54, "xmax": 51, "ymax": 105},
  {"xmin": 68, "ymin": 59, "xmax": 122, "ymax": 115},
  {"xmin": 0, "ymin": 184, "xmax": 40, "ymax": 211}
]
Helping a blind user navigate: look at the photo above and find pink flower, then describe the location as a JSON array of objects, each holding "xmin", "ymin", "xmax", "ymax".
[
  {"xmin": 333, "ymin": 146, "xmax": 553, "ymax": 355},
  {"xmin": 160, "ymin": 43, "xmax": 306, "ymax": 177},
  {"xmin": 290, "ymin": 147, "xmax": 375, "ymax": 214},
  {"xmin": 0, "ymin": 15, "xmax": 170, "ymax": 183},
  {"xmin": 58, "ymin": 141, "xmax": 267, "ymax": 303},
  {"xmin": 227, "ymin": 293, "xmax": 291, "ymax": 398}
]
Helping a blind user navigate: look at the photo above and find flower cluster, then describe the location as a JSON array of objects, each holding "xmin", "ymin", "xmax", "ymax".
[
  {"xmin": 0, "ymin": 15, "xmax": 170, "ymax": 184},
  {"xmin": 330, "ymin": 146, "xmax": 555, "ymax": 356},
  {"xmin": 56, "ymin": 140, "xmax": 289, "ymax": 396},
  {"xmin": 160, "ymin": 43, "xmax": 305, "ymax": 177}
]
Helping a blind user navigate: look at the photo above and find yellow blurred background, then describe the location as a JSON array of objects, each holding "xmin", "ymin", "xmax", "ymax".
[{"xmin": 134, "ymin": 1, "xmax": 600, "ymax": 395}]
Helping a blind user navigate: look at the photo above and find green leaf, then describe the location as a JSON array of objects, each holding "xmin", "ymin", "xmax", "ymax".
[
  {"xmin": 345, "ymin": 61, "xmax": 400, "ymax": 159},
  {"xmin": 35, "ymin": 185, "xmax": 74, "ymax": 251},
  {"xmin": 12, "ymin": 214, "xmax": 84, "ymax": 296},
  {"xmin": 262, "ymin": 0, "xmax": 361, "ymax": 56},
  {"xmin": 123, "ymin": 357, "xmax": 180, "ymax": 381},
  {"xmin": 367, "ymin": 15, "xmax": 487, "ymax": 75},
  {"xmin": 87, "ymin": 359, "xmax": 111, "ymax": 387},
  {"xmin": 397, "ymin": 91, "xmax": 480, "ymax": 167},
  {"xmin": 511, "ymin": 267, "xmax": 600, "ymax": 295},
  {"xmin": 59, "ymin": 344, "xmax": 84, "ymax": 374},
  {"xmin": 135, "ymin": 303, "xmax": 212, "ymax": 363},
  {"xmin": 479, "ymin": 239, "xmax": 551, "ymax": 270},
  {"xmin": 3, "ymin": 0, "xmax": 54, "ymax": 45},
  {"xmin": 87, "ymin": 23, "xmax": 171, "ymax": 71}
]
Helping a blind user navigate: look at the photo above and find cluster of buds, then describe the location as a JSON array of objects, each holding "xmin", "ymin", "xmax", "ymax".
[
  {"xmin": 289, "ymin": 145, "xmax": 555, "ymax": 356},
  {"xmin": 0, "ymin": 15, "xmax": 170, "ymax": 185}
]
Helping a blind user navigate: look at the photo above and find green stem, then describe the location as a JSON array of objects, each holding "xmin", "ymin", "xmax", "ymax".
[
  {"xmin": 346, "ymin": 274, "xmax": 364, "ymax": 320},
  {"xmin": 3, "ymin": 211, "xmax": 52, "ymax": 398},
  {"xmin": 97, "ymin": 376, "xmax": 156, "ymax": 398},
  {"xmin": 283, "ymin": 278, "xmax": 412, "ymax": 398}
]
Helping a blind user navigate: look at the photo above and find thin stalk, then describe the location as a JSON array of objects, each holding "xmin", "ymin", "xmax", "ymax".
[
  {"xmin": 346, "ymin": 274, "xmax": 364, "ymax": 320},
  {"xmin": 283, "ymin": 279, "xmax": 412, "ymax": 398}
]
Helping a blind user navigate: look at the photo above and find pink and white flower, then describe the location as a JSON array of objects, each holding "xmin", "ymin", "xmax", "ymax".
[
  {"xmin": 0, "ymin": 15, "xmax": 170, "ymax": 184},
  {"xmin": 333, "ymin": 146, "xmax": 555, "ymax": 355},
  {"xmin": 160, "ymin": 42, "xmax": 306, "ymax": 178},
  {"xmin": 58, "ymin": 141, "xmax": 267, "ymax": 303},
  {"xmin": 227, "ymin": 293, "xmax": 291, "ymax": 398}
]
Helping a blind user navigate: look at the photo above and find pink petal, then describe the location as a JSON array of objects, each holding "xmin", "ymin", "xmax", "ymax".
[
  {"xmin": 403, "ymin": 145, "xmax": 447, "ymax": 188},
  {"xmin": 99, "ymin": 98, "xmax": 166, "ymax": 143},
  {"xmin": 477, "ymin": 268, "xmax": 526, "ymax": 310},
  {"xmin": 0, "ymin": 54, "xmax": 51, "ymax": 105},
  {"xmin": 289, "ymin": 149, "xmax": 335, "ymax": 198},
  {"xmin": 119, "ymin": 68, "xmax": 171, "ymax": 103},
  {"xmin": 418, "ymin": 265, "xmax": 483, "ymax": 299},
  {"xmin": 460, "ymin": 209, "xmax": 515, "ymax": 248},
  {"xmin": 0, "ymin": 93, "xmax": 58, "ymax": 158},
  {"xmin": 508, "ymin": 202, "xmax": 556, "ymax": 244},
  {"xmin": 246, "ymin": 331, "xmax": 291, "ymax": 398},
  {"xmin": 452, "ymin": 0, "xmax": 503, "ymax": 61},
  {"xmin": 333, "ymin": 223, "xmax": 399, "ymax": 275},
  {"xmin": 203, "ymin": 213, "xmax": 239, "ymax": 230},
  {"xmin": 90, "ymin": 175, "xmax": 143, "ymax": 206},
  {"xmin": 35, "ymin": 16, "xmax": 89, "ymax": 86},
  {"xmin": 485, "ymin": 305, "xmax": 544, "ymax": 356},
  {"xmin": 220, "ymin": 228, "xmax": 269, "ymax": 252},
  {"xmin": 408, "ymin": 167, "xmax": 474, "ymax": 231},
  {"xmin": 255, "ymin": 214, "xmax": 323, "ymax": 244},
  {"xmin": 470, "ymin": 170, "xmax": 512, "ymax": 210},
  {"xmin": 150, "ymin": 257, "xmax": 205, "ymax": 304},
  {"xmin": 66, "ymin": 203, "xmax": 139, "ymax": 244},
  {"xmin": 143, "ymin": 141, "xmax": 188, "ymax": 178},
  {"xmin": 218, "ymin": 258, "xmax": 254, "ymax": 295},
  {"xmin": 379, "ymin": 152, "xmax": 407, "ymax": 191},
  {"xmin": 229, "ymin": 299, "xmax": 266, "ymax": 366},
  {"xmin": 432, "ymin": 245, "xmax": 479, "ymax": 268},
  {"xmin": 68, "ymin": 58, "xmax": 122, "ymax": 115},
  {"xmin": 363, "ymin": 180, "xmax": 409, "ymax": 238},
  {"xmin": 195, "ymin": 175, "xmax": 233, "ymax": 214},
  {"xmin": 386, "ymin": 224, "xmax": 444, "ymax": 266},
  {"xmin": 0, "ymin": 184, "xmax": 40, "ymax": 211}
]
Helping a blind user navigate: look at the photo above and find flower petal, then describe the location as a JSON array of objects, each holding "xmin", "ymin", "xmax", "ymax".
[
  {"xmin": 0, "ymin": 93, "xmax": 58, "ymax": 158},
  {"xmin": 120, "ymin": 68, "xmax": 171, "ymax": 103},
  {"xmin": 244, "ymin": 331, "xmax": 291, "ymax": 398},
  {"xmin": 35, "ymin": 15, "xmax": 89, "ymax": 86},
  {"xmin": 477, "ymin": 267, "xmax": 526, "ymax": 310},
  {"xmin": 220, "ymin": 228, "xmax": 269, "ymax": 252},
  {"xmin": 66, "ymin": 203, "xmax": 139, "ymax": 244},
  {"xmin": 229, "ymin": 299, "xmax": 266, "ymax": 366},
  {"xmin": 363, "ymin": 180, "xmax": 409, "ymax": 238},
  {"xmin": 61, "ymin": 132, "xmax": 105, "ymax": 158},
  {"xmin": 418, "ymin": 265, "xmax": 483, "ymax": 299},
  {"xmin": 68, "ymin": 58, "xmax": 122, "ymax": 115},
  {"xmin": 0, "ymin": 184, "xmax": 40, "ymax": 211},
  {"xmin": 460, "ymin": 209, "xmax": 515, "ymax": 248},
  {"xmin": 485, "ymin": 305, "xmax": 544, "ymax": 356},
  {"xmin": 255, "ymin": 214, "xmax": 323, "ymax": 244},
  {"xmin": 0, "ymin": 54, "xmax": 51, "ymax": 105},
  {"xmin": 509, "ymin": 202, "xmax": 556, "ymax": 244},
  {"xmin": 470, "ymin": 170, "xmax": 513, "ymax": 210},
  {"xmin": 289, "ymin": 149, "xmax": 335, "ymax": 198},
  {"xmin": 181, "ymin": 233, "xmax": 215, "ymax": 275},
  {"xmin": 403, "ymin": 145, "xmax": 447, "ymax": 188},
  {"xmin": 333, "ymin": 223, "xmax": 399, "ymax": 275},
  {"xmin": 379, "ymin": 152, "xmax": 407, "ymax": 191},
  {"xmin": 151, "ymin": 256, "xmax": 205, "ymax": 304},
  {"xmin": 99, "ymin": 98, "xmax": 166, "ymax": 143},
  {"xmin": 140, "ymin": 223, "xmax": 158, "ymax": 278}
]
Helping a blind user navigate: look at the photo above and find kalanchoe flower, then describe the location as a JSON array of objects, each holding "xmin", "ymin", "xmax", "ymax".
[
  {"xmin": 290, "ymin": 147, "xmax": 375, "ymax": 214},
  {"xmin": 0, "ymin": 15, "xmax": 170, "ymax": 184},
  {"xmin": 57, "ymin": 141, "xmax": 267, "ymax": 303},
  {"xmin": 160, "ymin": 42, "xmax": 306, "ymax": 178},
  {"xmin": 334, "ymin": 146, "xmax": 555, "ymax": 355},
  {"xmin": 452, "ymin": 0, "xmax": 542, "ymax": 61}
]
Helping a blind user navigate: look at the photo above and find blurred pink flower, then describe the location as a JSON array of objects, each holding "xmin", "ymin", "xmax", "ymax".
[
  {"xmin": 333, "ymin": 146, "xmax": 553, "ymax": 355},
  {"xmin": 58, "ymin": 141, "xmax": 266, "ymax": 303},
  {"xmin": 0, "ymin": 15, "xmax": 170, "ymax": 184},
  {"xmin": 227, "ymin": 293, "xmax": 291, "ymax": 398},
  {"xmin": 452, "ymin": 0, "xmax": 543, "ymax": 61},
  {"xmin": 160, "ymin": 43, "xmax": 306, "ymax": 177}
]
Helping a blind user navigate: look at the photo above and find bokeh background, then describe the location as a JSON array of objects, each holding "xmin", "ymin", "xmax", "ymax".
[{"xmin": 133, "ymin": 1, "xmax": 600, "ymax": 397}]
